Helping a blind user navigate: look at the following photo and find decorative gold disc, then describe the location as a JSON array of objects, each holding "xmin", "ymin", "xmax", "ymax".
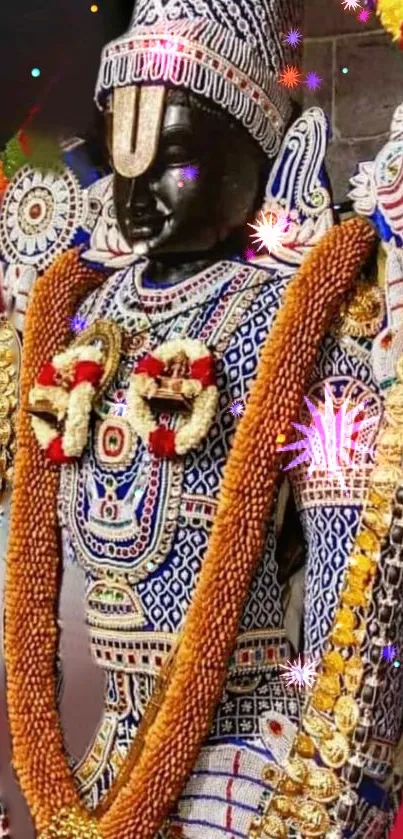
[
  {"xmin": 344, "ymin": 655, "xmax": 364, "ymax": 694},
  {"xmin": 334, "ymin": 695, "xmax": 360, "ymax": 734},
  {"xmin": 306, "ymin": 767, "xmax": 340, "ymax": 803},
  {"xmin": 319, "ymin": 731, "xmax": 349, "ymax": 769},
  {"xmin": 262, "ymin": 812, "xmax": 286, "ymax": 838},
  {"xmin": 297, "ymin": 800, "xmax": 330, "ymax": 837}
]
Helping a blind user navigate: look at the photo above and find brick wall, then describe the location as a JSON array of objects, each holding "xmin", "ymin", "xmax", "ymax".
[{"xmin": 303, "ymin": 0, "xmax": 403, "ymax": 203}]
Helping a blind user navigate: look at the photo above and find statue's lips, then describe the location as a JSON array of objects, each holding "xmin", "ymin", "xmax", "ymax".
[{"xmin": 128, "ymin": 213, "xmax": 171, "ymax": 239}]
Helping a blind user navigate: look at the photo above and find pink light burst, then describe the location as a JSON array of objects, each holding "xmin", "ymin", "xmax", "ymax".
[
  {"xmin": 281, "ymin": 655, "xmax": 318, "ymax": 690},
  {"xmin": 357, "ymin": 8, "xmax": 370, "ymax": 21},
  {"xmin": 278, "ymin": 386, "xmax": 377, "ymax": 485}
]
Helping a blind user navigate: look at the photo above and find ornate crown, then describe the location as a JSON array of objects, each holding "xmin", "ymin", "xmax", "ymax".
[{"xmin": 95, "ymin": 0, "xmax": 303, "ymax": 159}]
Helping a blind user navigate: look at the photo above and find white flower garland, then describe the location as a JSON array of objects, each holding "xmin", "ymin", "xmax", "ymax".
[
  {"xmin": 29, "ymin": 345, "xmax": 104, "ymax": 462},
  {"xmin": 127, "ymin": 338, "xmax": 219, "ymax": 457}
]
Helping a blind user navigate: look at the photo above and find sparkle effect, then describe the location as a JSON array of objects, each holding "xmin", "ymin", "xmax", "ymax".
[
  {"xmin": 281, "ymin": 655, "xmax": 318, "ymax": 690},
  {"xmin": 342, "ymin": 0, "xmax": 362, "ymax": 10},
  {"xmin": 304, "ymin": 72, "xmax": 323, "ymax": 91},
  {"xmin": 69, "ymin": 314, "xmax": 87, "ymax": 334},
  {"xmin": 278, "ymin": 386, "xmax": 377, "ymax": 485},
  {"xmin": 278, "ymin": 65, "xmax": 302, "ymax": 89},
  {"xmin": 284, "ymin": 29, "xmax": 303, "ymax": 47},
  {"xmin": 248, "ymin": 210, "xmax": 290, "ymax": 254},
  {"xmin": 229, "ymin": 400, "xmax": 245, "ymax": 418},
  {"xmin": 358, "ymin": 8, "xmax": 370, "ymax": 21},
  {"xmin": 383, "ymin": 644, "xmax": 397, "ymax": 662},
  {"xmin": 182, "ymin": 164, "xmax": 199, "ymax": 181},
  {"xmin": 244, "ymin": 248, "xmax": 256, "ymax": 261}
]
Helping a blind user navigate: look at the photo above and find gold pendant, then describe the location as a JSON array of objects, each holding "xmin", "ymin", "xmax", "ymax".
[
  {"xmin": 344, "ymin": 654, "xmax": 364, "ymax": 694},
  {"xmin": 306, "ymin": 767, "xmax": 340, "ymax": 803},
  {"xmin": 70, "ymin": 319, "xmax": 122, "ymax": 397},
  {"xmin": 297, "ymin": 801, "xmax": 330, "ymax": 837},
  {"xmin": 334, "ymin": 694, "xmax": 360, "ymax": 734},
  {"xmin": 318, "ymin": 731, "xmax": 349, "ymax": 769},
  {"xmin": 261, "ymin": 813, "xmax": 286, "ymax": 838}
]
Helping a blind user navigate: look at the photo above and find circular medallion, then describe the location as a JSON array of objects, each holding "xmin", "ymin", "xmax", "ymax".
[
  {"xmin": 0, "ymin": 164, "xmax": 84, "ymax": 271},
  {"xmin": 0, "ymin": 370, "xmax": 10, "ymax": 388},
  {"xmin": 272, "ymin": 796, "xmax": 294, "ymax": 818},
  {"xmin": 0, "ymin": 349, "xmax": 14, "ymax": 367},
  {"xmin": 0, "ymin": 396, "xmax": 10, "ymax": 418},
  {"xmin": 306, "ymin": 767, "xmax": 340, "ymax": 803},
  {"xmin": 334, "ymin": 695, "xmax": 359, "ymax": 734},
  {"xmin": 284, "ymin": 756, "xmax": 308, "ymax": 784},
  {"xmin": 303, "ymin": 714, "xmax": 332, "ymax": 742},
  {"xmin": 298, "ymin": 801, "xmax": 330, "ymax": 837},
  {"xmin": 344, "ymin": 654, "xmax": 364, "ymax": 694},
  {"xmin": 295, "ymin": 732, "xmax": 315, "ymax": 759},
  {"xmin": 319, "ymin": 732, "xmax": 349, "ymax": 769},
  {"xmin": 322, "ymin": 651, "xmax": 345, "ymax": 675},
  {"xmin": 262, "ymin": 813, "xmax": 286, "ymax": 838},
  {"xmin": 0, "ymin": 322, "xmax": 14, "ymax": 343},
  {"xmin": 0, "ymin": 420, "xmax": 11, "ymax": 446}
]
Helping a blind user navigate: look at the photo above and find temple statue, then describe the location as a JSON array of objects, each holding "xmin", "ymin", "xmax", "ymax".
[{"xmin": 1, "ymin": 1, "xmax": 403, "ymax": 838}]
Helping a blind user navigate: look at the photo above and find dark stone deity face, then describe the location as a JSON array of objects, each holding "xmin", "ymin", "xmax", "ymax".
[{"xmin": 108, "ymin": 88, "xmax": 268, "ymax": 260}]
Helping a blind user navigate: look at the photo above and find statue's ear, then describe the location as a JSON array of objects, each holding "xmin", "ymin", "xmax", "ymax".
[{"xmin": 249, "ymin": 108, "xmax": 334, "ymax": 271}]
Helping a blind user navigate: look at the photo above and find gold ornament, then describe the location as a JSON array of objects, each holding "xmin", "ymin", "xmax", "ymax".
[
  {"xmin": 312, "ymin": 690, "xmax": 336, "ymax": 713},
  {"xmin": 295, "ymin": 732, "xmax": 315, "ymax": 759},
  {"xmin": 261, "ymin": 813, "xmax": 286, "ymax": 838},
  {"xmin": 284, "ymin": 756, "xmax": 308, "ymax": 785},
  {"xmin": 306, "ymin": 767, "xmax": 340, "ymax": 803},
  {"xmin": 263, "ymin": 764, "xmax": 281, "ymax": 786},
  {"xmin": 70, "ymin": 320, "xmax": 122, "ymax": 397},
  {"xmin": 334, "ymin": 695, "xmax": 360, "ymax": 735},
  {"xmin": 315, "ymin": 674, "xmax": 341, "ymax": 698},
  {"xmin": 319, "ymin": 732, "xmax": 350, "ymax": 769},
  {"xmin": 335, "ymin": 281, "xmax": 385, "ymax": 338},
  {"xmin": 322, "ymin": 651, "xmax": 345, "ymax": 675},
  {"xmin": 303, "ymin": 714, "xmax": 332, "ymax": 742},
  {"xmin": 272, "ymin": 796, "xmax": 294, "ymax": 818},
  {"xmin": 297, "ymin": 800, "xmax": 330, "ymax": 837}
]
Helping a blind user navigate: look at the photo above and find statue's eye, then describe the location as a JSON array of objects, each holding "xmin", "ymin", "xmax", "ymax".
[{"xmin": 163, "ymin": 143, "xmax": 192, "ymax": 166}]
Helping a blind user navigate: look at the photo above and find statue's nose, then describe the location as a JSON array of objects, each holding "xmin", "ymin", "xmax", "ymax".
[{"xmin": 126, "ymin": 174, "xmax": 157, "ymax": 214}]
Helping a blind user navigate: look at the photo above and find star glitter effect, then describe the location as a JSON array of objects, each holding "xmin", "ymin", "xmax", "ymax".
[
  {"xmin": 278, "ymin": 386, "xmax": 377, "ymax": 485},
  {"xmin": 182, "ymin": 164, "xmax": 199, "ymax": 181},
  {"xmin": 284, "ymin": 29, "xmax": 302, "ymax": 47},
  {"xmin": 304, "ymin": 71, "xmax": 322, "ymax": 91},
  {"xmin": 342, "ymin": 0, "xmax": 362, "ymax": 10},
  {"xmin": 281, "ymin": 655, "xmax": 318, "ymax": 690},
  {"xmin": 229, "ymin": 399, "xmax": 245, "ymax": 418},
  {"xmin": 383, "ymin": 644, "xmax": 397, "ymax": 662},
  {"xmin": 358, "ymin": 8, "xmax": 370, "ymax": 21},
  {"xmin": 69, "ymin": 314, "xmax": 87, "ymax": 333},
  {"xmin": 278, "ymin": 65, "xmax": 302, "ymax": 89},
  {"xmin": 244, "ymin": 248, "xmax": 256, "ymax": 261},
  {"xmin": 248, "ymin": 210, "xmax": 290, "ymax": 254}
]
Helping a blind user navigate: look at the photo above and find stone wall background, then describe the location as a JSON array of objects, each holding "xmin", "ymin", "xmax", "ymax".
[{"xmin": 302, "ymin": 0, "xmax": 403, "ymax": 204}]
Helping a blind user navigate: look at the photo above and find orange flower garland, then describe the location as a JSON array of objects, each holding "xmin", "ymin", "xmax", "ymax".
[{"xmin": 5, "ymin": 219, "xmax": 376, "ymax": 839}]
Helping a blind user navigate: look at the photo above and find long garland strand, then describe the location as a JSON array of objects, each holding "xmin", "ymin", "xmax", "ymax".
[
  {"xmin": 5, "ymin": 219, "xmax": 376, "ymax": 839},
  {"xmin": 4, "ymin": 250, "xmax": 104, "ymax": 828}
]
